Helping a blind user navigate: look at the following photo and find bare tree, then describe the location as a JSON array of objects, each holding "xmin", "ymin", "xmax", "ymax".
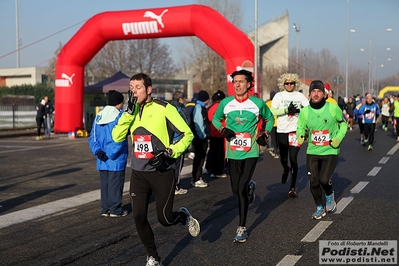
[
  {"xmin": 87, "ymin": 39, "xmax": 176, "ymax": 82},
  {"xmin": 179, "ymin": 0, "xmax": 243, "ymax": 96}
]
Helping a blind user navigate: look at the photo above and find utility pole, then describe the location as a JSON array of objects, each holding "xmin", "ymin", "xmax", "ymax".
[
  {"xmin": 254, "ymin": 0, "xmax": 259, "ymax": 97},
  {"xmin": 15, "ymin": 0, "xmax": 20, "ymax": 68}
]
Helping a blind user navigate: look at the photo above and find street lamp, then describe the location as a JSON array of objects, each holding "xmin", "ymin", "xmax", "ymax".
[
  {"xmin": 350, "ymin": 28, "xmax": 392, "ymax": 96},
  {"xmin": 293, "ymin": 23, "xmax": 300, "ymax": 73}
]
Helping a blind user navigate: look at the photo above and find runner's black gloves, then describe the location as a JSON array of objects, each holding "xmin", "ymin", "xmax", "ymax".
[
  {"xmin": 256, "ymin": 132, "xmax": 269, "ymax": 147},
  {"xmin": 148, "ymin": 149, "xmax": 172, "ymax": 167},
  {"xmin": 221, "ymin": 128, "xmax": 235, "ymax": 140},
  {"xmin": 126, "ymin": 90, "xmax": 137, "ymax": 115},
  {"xmin": 95, "ymin": 150, "xmax": 109, "ymax": 162},
  {"xmin": 287, "ymin": 101, "xmax": 300, "ymax": 115},
  {"xmin": 364, "ymin": 109, "xmax": 371, "ymax": 114}
]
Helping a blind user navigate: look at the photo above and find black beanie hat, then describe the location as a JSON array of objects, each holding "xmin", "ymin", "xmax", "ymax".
[
  {"xmin": 211, "ymin": 90, "xmax": 226, "ymax": 102},
  {"xmin": 309, "ymin": 80, "xmax": 324, "ymax": 93},
  {"xmin": 197, "ymin": 90, "xmax": 210, "ymax": 102},
  {"xmin": 108, "ymin": 90, "xmax": 124, "ymax": 106}
]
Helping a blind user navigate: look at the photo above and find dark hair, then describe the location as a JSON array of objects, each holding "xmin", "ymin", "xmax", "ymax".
[
  {"xmin": 173, "ymin": 91, "xmax": 185, "ymax": 102},
  {"xmin": 130, "ymin": 73, "xmax": 152, "ymax": 88},
  {"xmin": 230, "ymin": 69, "xmax": 254, "ymax": 89}
]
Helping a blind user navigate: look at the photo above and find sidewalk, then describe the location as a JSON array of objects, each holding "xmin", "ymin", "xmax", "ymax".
[
  {"xmin": 0, "ymin": 129, "xmax": 71, "ymax": 139},
  {"xmin": 0, "ymin": 129, "xmax": 36, "ymax": 138}
]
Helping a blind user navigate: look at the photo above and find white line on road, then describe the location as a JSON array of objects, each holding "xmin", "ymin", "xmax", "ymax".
[
  {"xmin": 301, "ymin": 221, "xmax": 333, "ymax": 242},
  {"xmin": 276, "ymin": 255, "xmax": 302, "ymax": 266},
  {"xmin": 367, "ymin": 167, "xmax": 382, "ymax": 176},
  {"xmin": 0, "ymin": 163, "xmax": 196, "ymax": 230},
  {"xmin": 387, "ymin": 142, "xmax": 399, "ymax": 155},
  {"xmin": 334, "ymin": 196, "xmax": 354, "ymax": 214},
  {"xmin": 378, "ymin": 157, "xmax": 390, "ymax": 164},
  {"xmin": 0, "ymin": 182, "xmax": 131, "ymax": 229},
  {"xmin": 350, "ymin": 181, "xmax": 369, "ymax": 194}
]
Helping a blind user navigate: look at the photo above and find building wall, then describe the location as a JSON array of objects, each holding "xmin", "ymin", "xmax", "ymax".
[
  {"xmin": 248, "ymin": 13, "xmax": 289, "ymax": 101},
  {"xmin": 0, "ymin": 67, "xmax": 47, "ymax": 87}
]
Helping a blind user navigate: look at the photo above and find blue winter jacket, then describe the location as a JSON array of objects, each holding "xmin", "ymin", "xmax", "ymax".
[{"xmin": 88, "ymin": 106, "xmax": 128, "ymax": 171}]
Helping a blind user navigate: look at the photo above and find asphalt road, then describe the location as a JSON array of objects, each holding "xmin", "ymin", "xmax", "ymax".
[{"xmin": 0, "ymin": 126, "xmax": 398, "ymax": 266}]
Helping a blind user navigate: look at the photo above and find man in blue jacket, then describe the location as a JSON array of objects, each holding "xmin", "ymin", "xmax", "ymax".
[{"xmin": 88, "ymin": 90, "xmax": 129, "ymax": 217}]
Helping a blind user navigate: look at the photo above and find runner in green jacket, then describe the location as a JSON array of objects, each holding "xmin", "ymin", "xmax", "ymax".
[
  {"xmin": 296, "ymin": 80, "xmax": 348, "ymax": 220},
  {"xmin": 212, "ymin": 69, "xmax": 274, "ymax": 243}
]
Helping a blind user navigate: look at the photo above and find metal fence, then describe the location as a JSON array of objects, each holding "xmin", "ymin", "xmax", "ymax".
[{"xmin": 0, "ymin": 105, "xmax": 37, "ymax": 130}]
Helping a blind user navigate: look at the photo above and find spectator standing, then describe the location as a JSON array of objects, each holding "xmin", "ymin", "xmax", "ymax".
[
  {"xmin": 212, "ymin": 69, "xmax": 274, "ymax": 243},
  {"xmin": 190, "ymin": 90, "xmax": 211, "ymax": 188},
  {"xmin": 170, "ymin": 91, "xmax": 190, "ymax": 195},
  {"xmin": 43, "ymin": 95, "xmax": 54, "ymax": 139},
  {"xmin": 35, "ymin": 99, "xmax": 45, "ymax": 140},
  {"xmin": 112, "ymin": 73, "xmax": 198, "ymax": 266},
  {"xmin": 205, "ymin": 90, "xmax": 227, "ymax": 178},
  {"xmin": 88, "ymin": 90, "xmax": 128, "ymax": 218}
]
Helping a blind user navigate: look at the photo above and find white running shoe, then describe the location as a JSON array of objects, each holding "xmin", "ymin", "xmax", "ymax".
[
  {"xmin": 179, "ymin": 206, "xmax": 200, "ymax": 237},
  {"xmin": 146, "ymin": 256, "xmax": 163, "ymax": 266},
  {"xmin": 233, "ymin": 226, "xmax": 248, "ymax": 243},
  {"xmin": 191, "ymin": 178, "xmax": 208, "ymax": 187},
  {"xmin": 188, "ymin": 152, "xmax": 195, "ymax": 159},
  {"xmin": 175, "ymin": 188, "xmax": 188, "ymax": 195}
]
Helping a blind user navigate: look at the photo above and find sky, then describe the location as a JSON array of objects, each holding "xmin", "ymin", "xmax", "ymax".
[{"xmin": 0, "ymin": 0, "xmax": 398, "ymax": 79}]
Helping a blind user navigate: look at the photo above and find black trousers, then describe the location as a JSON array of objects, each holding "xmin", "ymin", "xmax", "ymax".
[
  {"xmin": 228, "ymin": 157, "xmax": 257, "ymax": 227},
  {"xmin": 277, "ymin": 132, "xmax": 300, "ymax": 189},
  {"xmin": 363, "ymin": 123, "xmax": 376, "ymax": 145},
  {"xmin": 129, "ymin": 169, "xmax": 186, "ymax": 261},
  {"xmin": 306, "ymin": 155, "xmax": 338, "ymax": 206},
  {"xmin": 192, "ymin": 137, "xmax": 208, "ymax": 182},
  {"xmin": 205, "ymin": 137, "xmax": 225, "ymax": 175}
]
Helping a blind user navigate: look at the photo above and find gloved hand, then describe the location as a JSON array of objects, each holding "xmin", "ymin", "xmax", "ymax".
[
  {"xmin": 126, "ymin": 90, "xmax": 137, "ymax": 115},
  {"xmin": 364, "ymin": 109, "xmax": 371, "ymax": 114},
  {"xmin": 256, "ymin": 133, "xmax": 269, "ymax": 147},
  {"xmin": 148, "ymin": 149, "xmax": 172, "ymax": 167},
  {"xmin": 298, "ymin": 135, "xmax": 305, "ymax": 145},
  {"xmin": 330, "ymin": 138, "xmax": 341, "ymax": 148},
  {"xmin": 221, "ymin": 128, "xmax": 236, "ymax": 140},
  {"xmin": 95, "ymin": 150, "xmax": 109, "ymax": 162},
  {"xmin": 287, "ymin": 102, "xmax": 300, "ymax": 115}
]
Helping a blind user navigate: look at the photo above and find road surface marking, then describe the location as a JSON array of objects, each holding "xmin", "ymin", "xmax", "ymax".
[
  {"xmin": 350, "ymin": 181, "xmax": 369, "ymax": 194},
  {"xmin": 0, "ymin": 164, "xmax": 197, "ymax": 229},
  {"xmin": 367, "ymin": 167, "xmax": 381, "ymax": 176},
  {"xmin": 387, "ymin": 143, "xmax": 399, "ymax": 155},
  {"xmin": 334, "ymin": 196, "xmax": 354, "ymax": 214},
  {"xmin": 378, "ymin": 157, "xmax": 390, "ymax": 164},
  {"xmin": 276, "ymin": 255, "xmax": 302, "ymax": 266},
  {"xmin": 301, "ymin": 221, "xmax": 333, "ymax": 242}
]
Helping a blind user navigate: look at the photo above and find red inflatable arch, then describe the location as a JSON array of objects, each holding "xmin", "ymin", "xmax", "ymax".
[{"xmin": 54, "ymin": 4, "xmax": 254, "ymax": 132}]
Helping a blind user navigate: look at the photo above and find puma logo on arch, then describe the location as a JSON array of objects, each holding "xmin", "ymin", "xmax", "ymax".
[{"xmin": 143, "ymin": 9, "xmax": 168, "ymax": 28}]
